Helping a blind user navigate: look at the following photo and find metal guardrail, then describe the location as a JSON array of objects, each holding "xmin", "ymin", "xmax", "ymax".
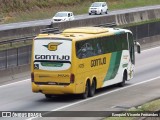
[
  {"xmin": 0, "ymin": 23, "xmax": 116, "ymax": 46},
  {"xmin": 0, "ymin": 22, "xmax": 160, "ymax": 70},
  {"xmin": 0, "ymin": 36, "xmax": 35, "ymax": 46},
  {"xmin": 94, "ymin": 22, "xmax": 117, "ymax": 27},
  {"xmin": 0, "ymin": 28, "xmax": 60, "ymax": 46},
  {"xmin": 40, "ymin": 27, "xmax": 60, "ymax": 34}
]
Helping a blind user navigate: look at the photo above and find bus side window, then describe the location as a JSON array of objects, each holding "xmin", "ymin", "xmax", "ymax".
[
  {"xmin": 76, "ymin": 40, "xmax": 96, "ymax": 59},
  {"xmin": 121, "ymin": 33, "xmax": 128, "ymax": 50}
]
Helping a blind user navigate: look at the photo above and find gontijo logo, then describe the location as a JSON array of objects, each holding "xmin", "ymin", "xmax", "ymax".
[{"xmin": 43, "ymin": 42, "xmax": 62, "ymax": 51}]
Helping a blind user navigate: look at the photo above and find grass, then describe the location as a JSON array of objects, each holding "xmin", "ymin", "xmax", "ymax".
[
  {"xmin": 104, "ymin": 98, "xmax": 160, "ymax": 120},
  {"xmin": 0, "ymin": 0, "xmax": 160, "ymax": 24},
  {"xmin": 108, "ymin": 0, "xmax": 160, "ymax": 10},
  {"xmin": 0, "ymin": 40, "xmax": 31, "ymax": 51}
]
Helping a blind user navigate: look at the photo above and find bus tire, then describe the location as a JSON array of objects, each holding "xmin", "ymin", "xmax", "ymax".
[
  {"xmin": 45, "ymin": 94, "xmax": 52, "ymax": 98},
  {"xmin": 80, "ymin": 81, "xmax": 89, "ymax": 99},
  {"xmin": 118, "ymin": 71, "xmax": 127, "ymax": 87},
  {"xmin": 88, "ymin": 80, "xmax": 96, "ymax": 97}
]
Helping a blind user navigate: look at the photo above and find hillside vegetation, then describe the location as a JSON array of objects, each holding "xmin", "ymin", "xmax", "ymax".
[
  {"xmin": 0, "ymin": 0, "xmax": 86, "ymax": 12},
  {"xmin": 0, "ymin": 0, "xmax": 160, "ymax": 23}
]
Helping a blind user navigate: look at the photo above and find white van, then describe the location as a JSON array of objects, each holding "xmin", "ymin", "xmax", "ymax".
[
  {"xmin": 51, "ymin": 11, "xmax": 75, "ymax": 23},
  {"xmin": 88, "ymin": 2, "xmax": 108, "ymax": 15}
]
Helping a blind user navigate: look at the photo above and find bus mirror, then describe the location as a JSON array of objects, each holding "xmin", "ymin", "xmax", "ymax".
[{"xmin": 136, "ymin": 42, "xmax": 141, "ymax": 54}]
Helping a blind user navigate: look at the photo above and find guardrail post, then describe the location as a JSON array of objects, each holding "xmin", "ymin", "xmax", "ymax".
[
  {"xmin": 148, "ymin": 23, "xmax": 149, "ymax": 37},
  {"xmin": 5, "ymin": 49, "xmax": 7, "ymax": 69},
  {"xmin": 28, "ymin": 46, "xmax": 30, "ymax": 64},
  {"xmin": 17, "ymin": 48, "xmax": 18, "ymax": 66},
  {"xmin": 136, "ymin": 26, "xmax": 138, "ymax": 40},
  {"xmin": 10, "ymin": 42, "xmax": 12, "ymax": 47}
]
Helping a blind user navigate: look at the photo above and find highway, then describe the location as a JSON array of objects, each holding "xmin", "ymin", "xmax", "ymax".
[
  {"xmin": 0, "ymin": 5, "xmax": 160, "ymax": 31},
  {"xmin": 0, "ymin": 46, "xmax": 160, "ymax": 120}
]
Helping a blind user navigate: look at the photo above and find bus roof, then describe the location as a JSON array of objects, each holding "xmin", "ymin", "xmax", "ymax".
[
  {"xmin": 63, "ymin": 27, "xmax": 109, "ymax": 34},
  {"xmin": 36, "ymin": 27, "xmax": 132, "ymax": 41}
]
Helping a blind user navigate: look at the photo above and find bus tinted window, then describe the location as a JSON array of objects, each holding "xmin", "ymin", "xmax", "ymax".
[
  {"xmin": 76, "ymin": 40, "xmax": 96, "ymax": 58},
  {"xmin": 76, "ymin": 33, "xmax": 128, "ymax": 59}
]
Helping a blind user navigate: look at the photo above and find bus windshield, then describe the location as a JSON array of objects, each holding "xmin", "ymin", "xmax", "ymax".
[{"xmin": 33, "ymin": 38, "xmax": 72, "ymax": 71}]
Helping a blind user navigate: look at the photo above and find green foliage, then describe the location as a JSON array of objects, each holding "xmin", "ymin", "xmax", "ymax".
[
  {"xmin": 0, "ymin": 0, "xmax": 160, "ymax": 23},
  {"xmin": 1, "ymin": 0, "xmax": 160, "ymax": 13},
  {"xmin": 0, "ymin": 0, "xmax": 86, "ymax": 12},
  {"xmin": 104, "ymin": 99, "xmax": 160, "ymax": 120}
]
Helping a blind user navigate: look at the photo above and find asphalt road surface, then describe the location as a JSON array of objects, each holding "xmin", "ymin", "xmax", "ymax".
[
  {"xmin": 0, "ymin": 5, "xmax": 160, "ymax": 31},
  {"xmin": 0, "ymin": 46, "xmax": 160, "ymax": 120}
]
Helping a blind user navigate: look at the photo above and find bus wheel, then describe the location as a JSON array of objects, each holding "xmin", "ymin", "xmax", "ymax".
[
  {"xmin": 80, "ymin": 81, "xmax": 89, "ymax": 99},
  {"xmin": 88, "ymin": 80, "xmax": 96, "ymax": 97},
  {"xmin": 118, "ymin": 72, "xmax": 127, "ymax": 87},
  {"xmin": 45, "ymin": 94, "xmax": 52, "ymax": 98}
]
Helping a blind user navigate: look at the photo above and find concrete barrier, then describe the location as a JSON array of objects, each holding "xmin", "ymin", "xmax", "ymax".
[
  {"xmin": 1, "ymin": 21, "xmax": 159, "ymax": 71},
  {"xmin": 1, "ymin": 7, "xmax": 160, "ymax": 42},
  {"xmin": 116, "ymin": 9, "xmax": 160, "ymax": 25},
  {"xmin": 0, "ymin": 25, "xmax": 46, "ymax": 41},
  {"xmin": 0, "ymin": 21, "xmax": 160, "ymax": 84}
]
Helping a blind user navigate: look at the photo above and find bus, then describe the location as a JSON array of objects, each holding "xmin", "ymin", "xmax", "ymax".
[{"xmin": 31, "ymin": 27, "xmax": 141, "ymax": 99}]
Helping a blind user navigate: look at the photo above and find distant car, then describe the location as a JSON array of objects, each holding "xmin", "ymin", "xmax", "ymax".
[
  {"xmin": 51, "ymin": 11, "xmax": 75, "ymax": 23},
  {"xmin": 88, "ymin": 2, "xmax": 108, "ymax": 15}
]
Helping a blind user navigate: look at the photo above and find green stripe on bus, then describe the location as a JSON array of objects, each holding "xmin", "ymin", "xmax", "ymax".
[
  {"xmin": 104, "ymin": 51, "xmax": 122, "ymax": 81},
  {"xmin": 104, "ymin": 52, "xmax": 117, "ymax": 80}
]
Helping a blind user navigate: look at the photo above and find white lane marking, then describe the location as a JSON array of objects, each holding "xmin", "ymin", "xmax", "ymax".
[
  {"xmin": 0, "ymin": 79, "xmax": 30, "ymax": 88},
  {"xmin": 141, "ymin": 46, "xmax": 160, "ymax": 53},
  {"xmin": 51, "ymin": 76, "xmax": 160, "ymax": 111},
  {"xmin": 26, "ymin": 75, "xmax": 160, "ymax": 120}
]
